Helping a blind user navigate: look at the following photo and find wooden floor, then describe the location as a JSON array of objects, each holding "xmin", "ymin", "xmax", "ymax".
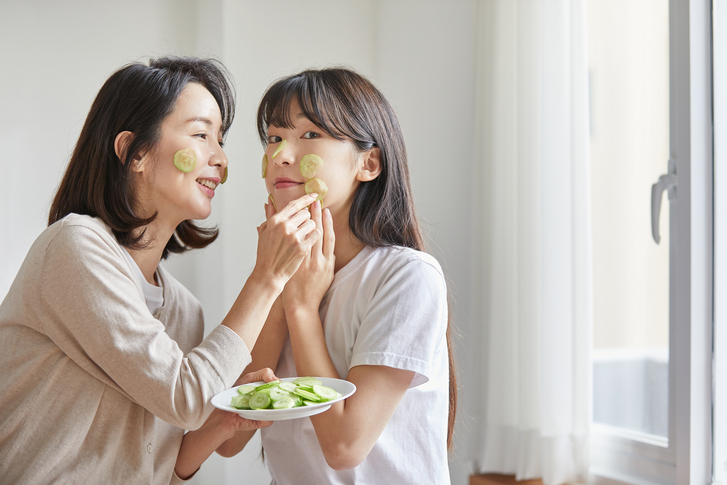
[{"xmin": 470, "ymin": 474, "xmax": 545, "ymax": 485}]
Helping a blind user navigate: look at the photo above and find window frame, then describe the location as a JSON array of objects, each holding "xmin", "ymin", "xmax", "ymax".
[{"xmin": 588, "ymin": 0, "xmax": 713, "ymax": 483}]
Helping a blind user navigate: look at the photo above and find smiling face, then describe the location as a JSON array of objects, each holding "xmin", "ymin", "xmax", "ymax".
[
  {"xmin": 264, "ymin": 99, "xmax": 365, "ymax": 214},
  {"xmin": 132, "ymin": 82, "xmax": 227, "ymax": 230}
]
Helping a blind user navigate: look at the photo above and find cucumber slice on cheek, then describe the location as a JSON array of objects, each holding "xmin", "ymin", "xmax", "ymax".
[
  {"xmin": 173, "ymin": 148, "xmax": 197, "ymax": 172},
  {"xmin": 300, "ymin": 154, "xmax": 323, "ymax": 179}
]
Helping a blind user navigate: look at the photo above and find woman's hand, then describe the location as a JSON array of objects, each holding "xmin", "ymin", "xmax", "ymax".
[
  {"xmin": 253, "ymin": 193, "xmax": 321, "ymax": 288},
  {"xmin": 282, "ymin": 201, "xmax": 335, "ymax": 313},
  {"xmin": 174, "ymin": 367, "xmax": 279, "ymax": 479}
]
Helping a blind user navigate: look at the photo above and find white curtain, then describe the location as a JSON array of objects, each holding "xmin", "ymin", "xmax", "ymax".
[{"xmin": 469, "ymin": 1, "xmax": 592, "ymax": 484}]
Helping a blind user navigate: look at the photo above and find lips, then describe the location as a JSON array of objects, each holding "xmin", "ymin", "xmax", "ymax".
[{"xmin": 274, "ymin": 177, "xmax": 303, "ymax": 190}]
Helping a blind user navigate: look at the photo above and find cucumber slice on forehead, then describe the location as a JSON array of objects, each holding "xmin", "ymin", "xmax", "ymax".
[
  {"xmin": 173, "ymin": 148, "xmax": 197, "ymax": 172},
  {"xmin": 300, "ymin": 154, "xmax": 323, "ymax": 178}
]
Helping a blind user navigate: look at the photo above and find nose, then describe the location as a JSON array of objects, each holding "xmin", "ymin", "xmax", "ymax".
[
  {"xmin": 209, "ymin": 141, "xmax": 228, "ymax": 169},
  {"xmin": 272, "ymin": 139, "xmax": 294, "ymax": 166}
]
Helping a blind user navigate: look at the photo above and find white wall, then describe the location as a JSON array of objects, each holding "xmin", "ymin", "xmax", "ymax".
[{"xmin": 0, "ymin": 1, "xmax": 477, "ymax": 483}]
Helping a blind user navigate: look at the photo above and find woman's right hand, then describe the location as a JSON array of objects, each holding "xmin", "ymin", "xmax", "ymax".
[{"xmin": 253, "ymin": 193, "xmax": 321, "ymax": 287}]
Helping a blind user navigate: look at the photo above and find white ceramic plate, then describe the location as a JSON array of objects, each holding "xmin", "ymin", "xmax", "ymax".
[{"xmin": 211, "ymin": 377, "xmax": 356, "ymax": 421}]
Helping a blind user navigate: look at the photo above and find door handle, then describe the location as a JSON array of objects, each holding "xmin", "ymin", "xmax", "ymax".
[{"xmin": 651, "ymin": 159, "xmax": 677, "ymax": 244}]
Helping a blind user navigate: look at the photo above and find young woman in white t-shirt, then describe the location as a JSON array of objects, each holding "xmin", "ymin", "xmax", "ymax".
[{"xmin": 217, "ymin": 68, "xmax": 458, "ymax": 484}]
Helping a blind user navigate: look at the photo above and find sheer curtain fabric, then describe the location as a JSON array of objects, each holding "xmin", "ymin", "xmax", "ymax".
[{"xmin": 469, "ymin": 1, "xmax": 592, "ymax": 484}]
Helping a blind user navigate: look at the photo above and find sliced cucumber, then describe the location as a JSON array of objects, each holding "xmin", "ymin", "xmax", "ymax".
[
  {"xmin": 279, "ymin": 382, "xmax": 298, "ymax": 393},
  {"xmin": 173, "ymin": 148, "xmax": 197, "ymax": 172},
  {"xmin": 304, "ymin": 178, "xmax": 328, "ymax": 203},
  {"xmin": 231, "ymin": 394, "xmax": 251, "ymax": 409},
  {"xmin": 261, "ymin": 154, "xmax": 268, "ymax": 178},
  {"xmin": 300, "ymin": 154, "xmax": 324, "ymax": 178},
  {"xmin": 272, "ymin": 396, "xmax": 295, "ymax": 409},
  {"xmin": 268, "ymin": 387, "xmax": 290, "ymax": 401},
  {"xmin": 249, "ymin": 391, "xmax": 272, "ymax": 409},
  {"xmin": 272, "ymin": 139, "xmax": 287, "ymax": 159},
  {"xmin": 221, "ymin": 166, "xmax": 228, "ymax": 184},
  {"xmin": 237, "ymin": 385, "xmax": 256, "ymax": 395},
  {"xmin": 293, "ymin": 388, "xmax": 321, "ymax": 402},
  {"xmin": 255, "ymin": 380, "xmax": 280, "ymax": 390},
  {"xmin": 293, "ymin": 377, "xmax": 322, "ymax": 387},
  {"xmin": 312, "ymin": 384, "xmax": 338, "ymax": 402},
  {"xmin": 229, "ymin": 377, "xmax": 342, "ymax": 410}
]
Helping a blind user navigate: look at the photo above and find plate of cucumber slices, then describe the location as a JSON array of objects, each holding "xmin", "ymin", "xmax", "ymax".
[{"xmin": 211, "ymin": 376, "xmax": 356, "ymax": 421}]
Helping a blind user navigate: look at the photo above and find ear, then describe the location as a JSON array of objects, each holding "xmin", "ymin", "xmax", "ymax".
[
  {"xmin": 114, "ymin": 131, "xmax": 143, "ymax": 171},
  {"xmin": 356, "ymin": 147, "xmax": 382, "ymax": 182}
]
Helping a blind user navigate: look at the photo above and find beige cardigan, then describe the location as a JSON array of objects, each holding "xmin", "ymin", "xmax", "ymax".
[{"xmin": 0, "ymin": 214, "xmax": 251, "ymax": 484}]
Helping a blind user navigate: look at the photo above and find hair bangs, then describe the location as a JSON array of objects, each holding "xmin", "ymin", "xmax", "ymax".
[{"xmin": 258, "ymin": 74, "xmax": 349, "ymax": 146}]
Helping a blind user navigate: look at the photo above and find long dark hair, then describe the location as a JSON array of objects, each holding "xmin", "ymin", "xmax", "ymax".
[
  {"xmin": 257, "ymin": 67, "xmax": 458, "ymax": 449},
  {"xmin": 49, "ymin": 56, "xmax": 236, "ymax": 259}
]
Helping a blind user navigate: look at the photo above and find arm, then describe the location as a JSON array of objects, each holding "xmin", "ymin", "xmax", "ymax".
[
  {"xmin": 215, "ymin": 297, "xmax": 289, "ymax": 458},
  {"xmin": 280, "ymin": 202, "xmax": 416, "ymax": 470},
  {"xmin": 286, "ymin": 306, "xmax": 414, "ymax": 470},
  {"xmin": 174, "ymin": 368, "xmax": 277, "ymax": 479},
  {"xmin": 36, "ymin": 194, "xmax": 319, "ymax": 431},
  {"xmin": 221, "ymin": 192, "xmax": 321, "ymax": 350}
]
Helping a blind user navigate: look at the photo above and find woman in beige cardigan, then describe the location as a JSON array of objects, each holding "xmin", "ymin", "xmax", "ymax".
[{"xmin": 0, "ymin": 56, "xmax": 317, "ymax": 484}]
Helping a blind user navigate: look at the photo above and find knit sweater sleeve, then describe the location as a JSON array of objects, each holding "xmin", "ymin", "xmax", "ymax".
[{"xmin": 35, "ymin": 218, "xmax": 250, "ymax": 430}]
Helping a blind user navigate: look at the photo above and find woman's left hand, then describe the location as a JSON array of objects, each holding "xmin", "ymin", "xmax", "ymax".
[{"xmin": 281, "ymin": 201, "xmax": 335, "ymax": 312}]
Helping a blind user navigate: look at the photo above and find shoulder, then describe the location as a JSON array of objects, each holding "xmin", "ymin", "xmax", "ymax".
[
  {"xmin": 38, "ymin": 214, "xmax": 132, "ymax": 284},
  {"xmin": 45, "ymin": 214, "xmax": 121, "ymax": 254},
  {"xmin": 367, "ymin": 246, "xmax": 445, "ymax": 283},
  {"xmin": 341, "ymin": 246, "xmax": 447, "ymax": 302}
]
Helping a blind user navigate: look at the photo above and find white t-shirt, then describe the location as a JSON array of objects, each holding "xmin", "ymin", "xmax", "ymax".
[
  {"xmin": 261, "ymin": 245, "xmax": 451, "ymax": 485},
  {"xmin": 121, "ymin": 247, "xmax": 164, "ymax": 315}
]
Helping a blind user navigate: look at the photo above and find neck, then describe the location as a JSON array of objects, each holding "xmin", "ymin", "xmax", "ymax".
[
  {"xmin": 126, "ymin": 220, "xmax": 175, "ymax": 286},
  {"xmin": 330, "ymin": 205, "xmax": 365, "ymax": 273}
]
